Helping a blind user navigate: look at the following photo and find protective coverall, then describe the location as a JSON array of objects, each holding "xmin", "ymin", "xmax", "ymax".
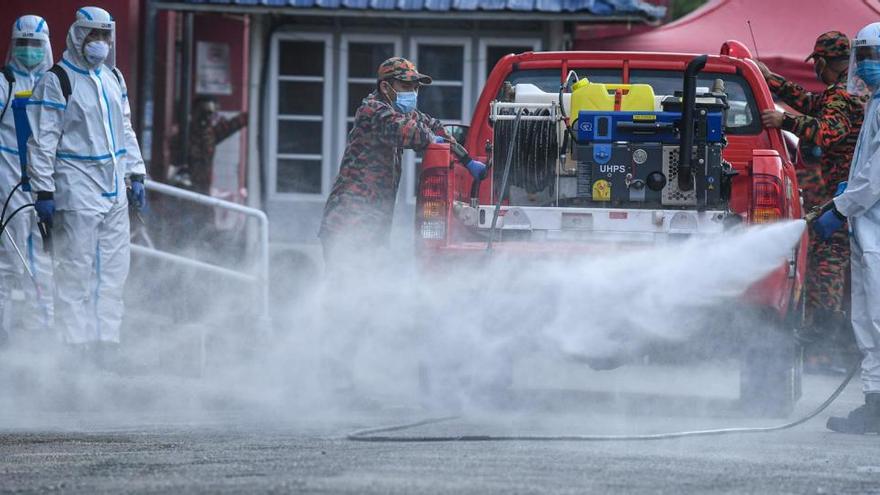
[
  {"xmin": 837, "ymin": 95, "xmax": 880, "ymax": 394},
  {"xmin": 27, "ymin": 6, "xmax": 145, "ymax": 346},
  {"xmin": 824, "ymin": 22, "xmax": 880, "ymax": 434},
  {"xmin": 0, "ymin": 15, "xmax": 54, "ymax": 337}
]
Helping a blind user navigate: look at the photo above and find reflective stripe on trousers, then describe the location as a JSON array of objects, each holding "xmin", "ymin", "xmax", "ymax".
[{"xmin": 53, "ymin": 201, "xmax": 129, "ymax": 344}]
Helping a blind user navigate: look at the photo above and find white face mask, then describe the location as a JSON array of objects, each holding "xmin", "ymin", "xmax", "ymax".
[{"xmin": 84, "ymin": 41, "xmax": 110, "ymax": 67}]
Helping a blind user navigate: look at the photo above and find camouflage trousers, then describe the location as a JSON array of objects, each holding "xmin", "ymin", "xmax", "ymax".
[{"xmin": 805, "ymin": 228, "xmax": 850, "ymax": 328}]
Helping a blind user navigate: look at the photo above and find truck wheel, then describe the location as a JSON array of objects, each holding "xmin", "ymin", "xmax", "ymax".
[{"xmin": 739, "ymin": 304, "xmax": 804, "ymax": 417}]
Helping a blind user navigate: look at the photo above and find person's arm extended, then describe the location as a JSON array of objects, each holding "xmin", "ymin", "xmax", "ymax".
[
  {"xmin": 416, "ymin": 110, "xmax": 452, "ymax": 141},
  {"xmin": 372, "ymin": 102, "xmax": 435, "ymax": 150},
  {"xmin": 116, "ymin": 71, "xmax": 146, "ymax": 178},
  {"xmin": 213, "ymin": 112, "xmax": 248, "ymax": 143},
  {"xmin": 766, "ymin": 73, "xmax": 822, "ymax": 115},
  {"xmin": 782, "ymin": 89, "xmax": 855, "ymax": 149}
]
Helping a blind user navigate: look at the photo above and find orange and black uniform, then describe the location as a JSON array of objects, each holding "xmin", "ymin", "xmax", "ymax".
[
  {"xmin": 319, "ymin": 91, "xmax": 448, "ymax": 252},
  {"xmin": 319, "ymin": 56, "xmax": 459, "ymax": 269},
  {"xmin": 766, "ymin": 69, "xmax": 865, "ymax": 327},
  {"xmin": 187, "ymin": 111, "xmax": 248, "ymax": 194}
]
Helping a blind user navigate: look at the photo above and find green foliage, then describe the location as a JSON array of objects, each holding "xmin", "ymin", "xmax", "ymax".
[{"xmin": 669, "ymin": 0, "xmax": 709, "ymax": 20}]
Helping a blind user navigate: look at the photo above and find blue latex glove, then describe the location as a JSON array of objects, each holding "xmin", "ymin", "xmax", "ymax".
[
  {"xmin": 466, "ymin": 159, "xmax": 488, "ymax": 180},
  {"xmin": 433, "ymin": 135, "xmax": 446, "ymax": 144},
  {"xmin": 34, "ymin": 197, "xmax": 54, "ymax": 228},
  {"xmin": 813, "ymin": 207, "xmax": 845, "ymax": 241},
  {"xmin": 128, "ymin": 178, "xmax": 145, "ymax": 210},
  {"xmin": 834, "ymin": 181, "xmax": 847, "ymax": 197}
]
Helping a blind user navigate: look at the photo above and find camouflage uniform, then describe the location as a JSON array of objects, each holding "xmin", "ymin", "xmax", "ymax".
[
  {"xmin": 319, "ymin": 58, "xmax": 449, "ymax": 261},
  {"xmin": 765, "ymin": 32, "xmax": 866, "ymax": 329},
  {"xmin": 187, "ymin": 111, "xmax": 248, "ymax": 194}
]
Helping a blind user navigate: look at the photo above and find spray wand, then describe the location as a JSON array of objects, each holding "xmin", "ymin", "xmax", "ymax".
[{"xmin": 804, "ymin": 199, "xmax": 836, "ymax": 224}]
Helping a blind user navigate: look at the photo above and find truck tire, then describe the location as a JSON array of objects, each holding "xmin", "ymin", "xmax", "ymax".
[{"xmin": 739, "ymin": 299, "xmax": 805, "ymax": 418}]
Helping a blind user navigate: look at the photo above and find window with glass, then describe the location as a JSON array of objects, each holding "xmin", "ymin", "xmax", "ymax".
[
  {"xmin": 501, "ymin": 68, "xmax": 624, "ymax": 93},
  {"xmin": 416, "ymin": 43, "xmax": 467, "ymax": 121},
  {"xmin": 344, "ymin": 40, "xmax": 397, "ymax": 138},
  {"xmin": 407, "ymin": 40, "xmax": 471, "ymax": 199},
  {"xmin": 483, "ymin": 43, "xmax": 538, "ymax": 81},
  {"xmin": 274, "ymin": 38, "xmax": 328, "ymax": 195},
  {"xmin": 629, "ymin": 70, "xmax": 760, "ymax": 134}
]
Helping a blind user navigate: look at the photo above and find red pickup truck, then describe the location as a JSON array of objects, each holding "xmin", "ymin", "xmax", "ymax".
[{"xmin": 415, "ymin": 43, "xmax": 808, "ymax": 416}]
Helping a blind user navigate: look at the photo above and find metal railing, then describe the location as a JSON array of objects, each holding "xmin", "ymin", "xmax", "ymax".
[{"xmin": 132, "ymin": 180, "xmax": 270, "ymax": 327}]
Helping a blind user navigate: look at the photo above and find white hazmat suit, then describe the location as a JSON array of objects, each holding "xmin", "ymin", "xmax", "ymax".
[
  {"xmin": 0, "ymin": 15, "xmax": 54, "ymax": 335},
  {"xmin": 836, "ymin": 22, "xmax": 880, "ymax": 394},
  {"xmin": 27, "ymin": 6, "xmax": 145, "ymax": 345}
]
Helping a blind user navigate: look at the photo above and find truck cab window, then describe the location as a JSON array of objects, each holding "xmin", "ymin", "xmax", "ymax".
[{"xmin": 629, "ymin": 70, "xmax": 760, "ymax": 134}]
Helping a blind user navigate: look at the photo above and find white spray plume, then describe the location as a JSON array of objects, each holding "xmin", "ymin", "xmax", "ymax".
[
  {"xmin": 0, "ymin": 220, "xmax": 806, "ymax": 423},
  {"xmin": 270, "ymin": 219, "xmax": 805, "ymax": 410}
]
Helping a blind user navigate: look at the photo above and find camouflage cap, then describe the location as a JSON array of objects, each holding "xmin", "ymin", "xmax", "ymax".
[
  {"xmin": 806, "ymin": 31, "xmax": 851, "ymax": 62},
  {"xmin": 377, "ymin": 57, "xmax": 432, "ymax": 85}
]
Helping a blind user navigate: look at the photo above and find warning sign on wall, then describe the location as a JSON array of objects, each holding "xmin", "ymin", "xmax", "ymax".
[{"xmin": 196, "ymin": 41, "xmax": 232, "ymax": 95}]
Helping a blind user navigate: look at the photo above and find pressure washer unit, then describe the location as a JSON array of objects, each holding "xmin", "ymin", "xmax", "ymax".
[{"xmin": 572, "ymin": 56, "xmax": 736, "ymax": 210}]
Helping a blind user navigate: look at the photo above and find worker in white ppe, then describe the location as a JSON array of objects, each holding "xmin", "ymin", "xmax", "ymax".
[
  {"xmin": 0, "ymin": 15, "xmax": 54, "ymax": 343},
  {"xmin": 27, "ymin": 6, "xmax": 146, "ymax": 367},
  {"xmin": 817, "ymin": 22, "xmax": 880, "ymax": 434}
]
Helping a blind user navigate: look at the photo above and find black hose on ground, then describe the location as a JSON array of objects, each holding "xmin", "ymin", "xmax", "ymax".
[{"xmin": 347, "ymin": 363, "xmax": 859, "ymax": 442}]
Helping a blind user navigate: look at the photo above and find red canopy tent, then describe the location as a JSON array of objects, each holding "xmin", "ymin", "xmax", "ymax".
[{"xmin": 576, "ymin": 0, "xmax": 880, "ymax": 93}]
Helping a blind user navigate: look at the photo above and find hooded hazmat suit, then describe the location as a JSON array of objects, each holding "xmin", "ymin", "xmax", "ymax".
[
  {"xmin": 26, "ymin": 6, "xmax": 145, "ymax": 345},
  {"xmin": 834, "ymin": 22, "xmax": 880, "ymax": 394},
  {"xmin": 0, "ymin": 15, "xmax": 54, "ymax": 336}
]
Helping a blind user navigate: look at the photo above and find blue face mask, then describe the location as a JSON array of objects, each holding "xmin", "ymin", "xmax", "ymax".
[
  {"xmin": 12, "ymin": 46, "xmax": 44, "ymax": 68},
  {"xmin": 395, "ymin": 91, "xmax": 418, "ymax": 113},
  {"xmin": 857, "ymin": 60, "xmax": 880, "ymax": 90}
]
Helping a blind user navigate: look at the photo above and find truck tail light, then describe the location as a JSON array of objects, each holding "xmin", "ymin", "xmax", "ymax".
[
  {"xmin": 417, "ymin": 171, "xmax": 448, "ymax": 240},
  {"xmin": 751, "ymin": 174, "xmax": 784, "ymax": 224}
]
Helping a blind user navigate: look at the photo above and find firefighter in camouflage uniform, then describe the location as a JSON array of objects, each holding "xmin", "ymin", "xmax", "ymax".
[
  {"xmin": 186, "ymin": 96, "xmax": 248, "ymax": 195},
  {"xmin": 757, "ymin": 31, "xmax": 867, "ymax": 346},
  {"xmin": 319, "ymin": 57, "xmax": 487, "ymax": 268}
]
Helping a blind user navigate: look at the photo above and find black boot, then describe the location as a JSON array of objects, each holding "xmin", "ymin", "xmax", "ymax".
[{"xmin": 827, "ymin": 393, "xmax": 880, "ymax": 434}]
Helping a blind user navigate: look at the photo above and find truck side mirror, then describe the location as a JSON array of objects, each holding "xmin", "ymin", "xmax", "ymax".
[{"xmin": 443, "ymin": 124, "xmax": 469, "ymax": 144}]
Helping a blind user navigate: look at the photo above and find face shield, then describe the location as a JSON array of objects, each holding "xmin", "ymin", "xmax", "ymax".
[
  {"xmin": 66, "ymin": 7, "xmax": 116, "ymax": 70},
  {"xmin": 5, "ymin": 15, "xmax": 52, "ymax": 75},
  {"xmin": 849, "ymin": 22, "xmax": 880, "ymax": 95}
]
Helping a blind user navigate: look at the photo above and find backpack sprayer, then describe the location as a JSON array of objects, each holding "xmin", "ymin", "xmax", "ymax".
[
  {"xmin": 0, "ymin": 90, "xmax": 51, "ymax": 255},
  {"xmin": 0, "ymin": 90, "xmax": 52, "ymax": 324}
]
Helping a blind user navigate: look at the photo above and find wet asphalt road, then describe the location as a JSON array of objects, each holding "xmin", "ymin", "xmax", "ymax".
[{"xmin": 2, "ymin": 366, "xmax": 880, "ymax": 494}]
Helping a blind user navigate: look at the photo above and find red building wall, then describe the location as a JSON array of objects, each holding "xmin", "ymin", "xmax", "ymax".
[
  {"xmin": 193, "ymin": 14, "xmax": 248, "ymax": 111},
  {"xmin": 150, "ymin": 11, "xmax": 249, "ymax": 183}
]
